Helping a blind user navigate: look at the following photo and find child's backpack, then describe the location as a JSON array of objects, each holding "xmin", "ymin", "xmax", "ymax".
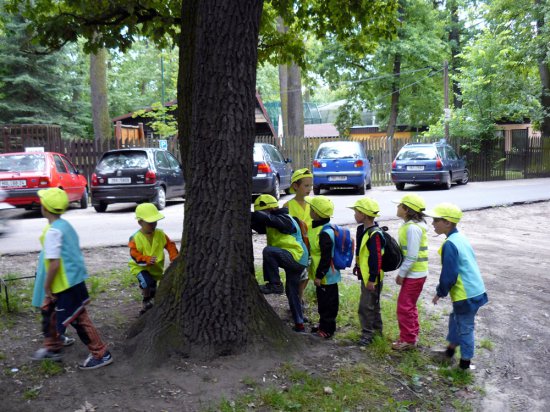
[
  {"xmin": 324, "ymin": 224, "xmax": 355, "ymax": 270},
  {"xmin": 371, "ymin": 226, "xmax": 403, "ymax": 272},
  {"xmin": 293, "ymin": 217, "xmax": 310, "ymax": 252}
]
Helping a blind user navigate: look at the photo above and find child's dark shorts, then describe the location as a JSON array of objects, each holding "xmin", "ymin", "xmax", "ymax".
[{"xmin": 137, "ymin": 270, "xmax": 157, "ymax": 291}]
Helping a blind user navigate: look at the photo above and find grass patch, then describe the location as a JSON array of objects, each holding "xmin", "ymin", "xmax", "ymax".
[{"xmin": 478, "ymin": 338, "xmax": 494, "ymax": 351}]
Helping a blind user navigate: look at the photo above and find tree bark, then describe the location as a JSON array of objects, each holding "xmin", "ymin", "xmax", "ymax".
[
  {"xmin": 386, "ymin": 53, "xmax": 401, "ymax": 139},
  {"xmin": 89, "ymin": 48, "xmax": 112, "ymax": 141},
  {"xmin": 127, "ymin": 0, "xmax": 295, "ymax": 361},
  {"xmin": 536, "ymin": 0, "xmax": 550, "ymax": 136},
  {"xmin": 448, "ymin": 0, "xmax": 462, "ymax": 109},
  {"xmin": 287, "ymin": 63, "xmax": 304, "ymax": 138}
]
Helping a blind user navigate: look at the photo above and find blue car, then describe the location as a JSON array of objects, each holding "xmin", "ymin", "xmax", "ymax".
[
  {"xmin": 391, "ymin": 141, "xmax": 469, "ymax": 190},
  {"xmin": 312, "ymin": 141, "xmax": 372, "ymax": 195}
]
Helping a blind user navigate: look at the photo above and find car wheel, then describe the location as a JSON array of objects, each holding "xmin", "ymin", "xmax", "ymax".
[
  {"xmin": 458, "ymin": 169, "xmax": 469, "ymax": 185},
  {"xmin": 270, "ymin": 177, "xmax": 280, "ymax": 200},
  {"xmin": 366, "ymin": 179, "xmax": 372, "ymax": 190},
  {"xmin": 395, "ymin": 183, "xmax": 405, "ymax": 191},
  {"xmin": 442, "ymin": 174, "xmax": 452, "ymax": 190},
  {"xmin": 313, "ymin": 185, "xmax": 321, "ymax": 195},
  {"xmin": 80, "ymin": 190, "xmax": 89, "ymax": 209},
  {"xmin": 357, "ymin": 181, "xmax": 366, "ymax": 195},
  {"xmin": 154, "ymin": 186, "xmax": 167, "ymax": 210},
  {"xmin": 93, "ymin": 202, "xmax": 107, "ymax": 213}
]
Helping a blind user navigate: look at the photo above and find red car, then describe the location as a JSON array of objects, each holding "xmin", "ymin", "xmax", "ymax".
[{"xmin": 0, "ymin": 152, "xmax": 89, "ymax": 209}]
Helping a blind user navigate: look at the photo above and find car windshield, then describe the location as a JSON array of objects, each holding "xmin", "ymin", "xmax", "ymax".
[
  {"xmin": 316, "ymin": 143, "xmax": 361, "ymax": 159},
  {"xmin": 0, "ymin": 154, "xmax": 46, "ymax": 172},
  {"xmin": 396, "ymin": 147, "xmax": 437, "ymax": 161},
  {"xmin": 96, "ymin": 151, "xmax": 148, "ymax": 172}
]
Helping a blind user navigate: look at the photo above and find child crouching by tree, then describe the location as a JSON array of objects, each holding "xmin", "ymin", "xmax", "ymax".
[
  {"xmin": 128, "ymin": 203, "xmax": 179, "ymax": 316},
  {"xmin": 251, "ymin": 194, "xmax": 309, "ymax": 333}
]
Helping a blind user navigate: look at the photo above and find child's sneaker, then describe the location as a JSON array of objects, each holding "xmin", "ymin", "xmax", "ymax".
[
  {"xmin": 391, "ymin": 340, "xmax": 417, "ymax": 351},
  {"xmin": 139, "ymin": 301, "xmax": 154, "ymax": 316},
  {"xmin": 78, "ymin": 351, "xmax": 113, "ymax": 370},
  {"xmin": 358, "ymin": 336, "xmax": 373, "ymax": 346},
  {"xmin": 61, "ymin": 334, "xmax": 76, "ymax": 347},
  {"xmin": 259, "ymin": 282, "xmax": 284, "ymax": 294},
  {"xmin": 31, "ymin": 348, "xmax": 63, "ymax": 362},
  {"xmin": 292, "ymin": 323, "xmax": 306, "ymax": 333}
]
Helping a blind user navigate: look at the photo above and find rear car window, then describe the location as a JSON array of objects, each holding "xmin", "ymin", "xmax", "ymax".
[
  {"xmin": 0, "ymin": 154, "xmax": 46, "ymax": 172},
  {"xmin": 396, "ymin": 147, "xmax": 437, "ymax": 161},
  {"xmin": 96, "ymin": 151, "xmax": 149, "ymax": 172},
  {"xmin": 316, "ymin": 143, "xmax": 362, "ymax": 159},
  {"xmin": 253, "ymin": 145, "xmax": 265, "ymax": 162}
]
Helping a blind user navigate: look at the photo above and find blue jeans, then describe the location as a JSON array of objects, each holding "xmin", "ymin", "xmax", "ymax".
[
  {"xmin": 262, "ymin": 246, "xmax": 306, "ymax": 325},
  {"xmin": 446, "ymin": 308, "xmax": 479, "ymax": 360}
]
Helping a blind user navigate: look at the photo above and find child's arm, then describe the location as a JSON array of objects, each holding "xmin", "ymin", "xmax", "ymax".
[
  {"xmin": 314, "ymin": 231, "xmax": 333, "ymax": 286},
  {"xmin": 435, "ymin": 241, "xmax": 460, "ymax": 298},
  {"xmin": 164, "ymin": 234, "xmax": 179, "ymax": 262},
  {"xmin": 397, "ymin": 224, "xmax": 423, "ymax": 279},
  {"xmin": 128, "ymin": 238, "xmax": 156, "ymax": 265},
  {"xmin": 44, "ymin": 259, "xmax": 60, "ymax": 300}
]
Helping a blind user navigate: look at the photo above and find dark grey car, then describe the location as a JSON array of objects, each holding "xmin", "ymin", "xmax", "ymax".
[
  {"xmin": 391, "ymin": 141, "xmax": 468, "ymax": 190},
  {"xmin": 91, "ymin": 148, "xmax": 185, "ymax": 212},
  {"xmin": 252, "ymin": 143, "xmax": 292, "ymax": 200}
]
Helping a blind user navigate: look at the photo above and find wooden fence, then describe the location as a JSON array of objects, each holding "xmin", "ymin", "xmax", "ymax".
[
  {"xmin": 2, "ymin": 124, "xmax": 550, "ymax": 188},
  {"xmin": 257, "ymin": 134, "xmax": 550, "ymax": 186}
]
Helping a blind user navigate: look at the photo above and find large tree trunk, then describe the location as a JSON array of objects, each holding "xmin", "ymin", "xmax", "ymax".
[
  {"xmin": 536, "ymin": 0, "xmax": 550, "ymax": 136},
  {"xmin": 127, "ymin": 0, "xmax": 293, "ymax": 361},
  {"xmin": 89, "ymin": 48, "xmax": 112, "ymax": 141}
]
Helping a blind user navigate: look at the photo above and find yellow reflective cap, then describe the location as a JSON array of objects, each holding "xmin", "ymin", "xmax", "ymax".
[
  {"xmin": 38, "ymin": 188, "xmax": 69, "ymax": 214},
  {"xmin": 425, "ymin": 202, "xmax": 463, "ymax": 223},
  {"xmin": 348, "ymin": 197, "xmax": 380, "ymax": 217},
  {"xmin": 392, "ymin": 193, "xmax": 426, "ymax": 213},
  {"xmin": 135, "ymin": 203, "xmax": 165, "ymax": 222},
  {"xmin": 254, "ymin": 194, "xmax": 279, "ymax": 211},
  {"xmin": 289, "ymin": 168, "xmax": 313, "ymax": 194},
  {"xmin": 306, "ymin": 195, "xmax": 334, "ymax": 218}
]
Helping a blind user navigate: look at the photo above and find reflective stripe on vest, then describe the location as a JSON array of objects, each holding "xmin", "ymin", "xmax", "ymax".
[{"xmin": 398, "ymin": 221, "xmax": 428, "ymax": 272}]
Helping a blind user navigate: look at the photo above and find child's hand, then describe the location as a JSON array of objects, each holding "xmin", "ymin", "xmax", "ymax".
[
  {"xmin": 432, "ymin": 295, "xmax": 440, "ymax": 305},
  {"xmin": 149, "ymin": 256, "xmax": 157, "ymax": 264},
  {"xmin": 395, "ymin": 275, "xmax": 404, "ymax": 285},
  {"xmin": 353, "ymin": 265, "xmax": 362, "ymax": 280},
  {"xmin": 314, "ymin": 278, "xmax": 321, "ymax": 287},
  {"xmin": 366, "ymin": 281, "xmax": 376, "ymax": 291}
]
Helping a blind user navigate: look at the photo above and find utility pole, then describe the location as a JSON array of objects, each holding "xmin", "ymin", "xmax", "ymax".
[{"xmin": 444, "ymin": 61, "xmax": 450, "ymax": 140}]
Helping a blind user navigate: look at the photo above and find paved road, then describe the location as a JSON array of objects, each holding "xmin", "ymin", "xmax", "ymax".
[{"xmin": 1, "ymin": 178, "xmax": 549, "ymax": 254}]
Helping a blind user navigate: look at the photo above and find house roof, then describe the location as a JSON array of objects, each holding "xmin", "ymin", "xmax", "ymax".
[
  {"xmin": 111, "ymin": 92, "xmax": 275, "ymax": 137},
  {"xmin": 304, "ymin": 123, "xmax": 340, "ymax": 138}
]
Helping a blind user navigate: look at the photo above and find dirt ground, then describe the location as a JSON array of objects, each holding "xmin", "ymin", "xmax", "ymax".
[{"xmin": 1, "ymin": 201, "xmax": 549, "ymax": 411}]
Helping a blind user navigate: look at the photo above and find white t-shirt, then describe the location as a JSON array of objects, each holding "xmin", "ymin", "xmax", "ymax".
[{"xmin": 44, "ymin": 227, "xmax": 63, "ymax": 259}]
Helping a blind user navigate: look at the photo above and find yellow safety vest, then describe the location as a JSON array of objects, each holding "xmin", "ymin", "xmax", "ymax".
[
  {"xmin": 129, "ymin": 229, "xmax": 168, "ymax": 280},
  {"xmin": 398, "ymin": 221, "xmax": 428, "ymax": 272},
  {"xmin": 358, "ymin": 229, "xmax": 385, "ymax": 285}
]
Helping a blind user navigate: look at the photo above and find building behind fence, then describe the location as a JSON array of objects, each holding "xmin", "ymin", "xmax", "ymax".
[{"xmin": 2, "ymin": 124, "xmax": 550, "ymax": 189}]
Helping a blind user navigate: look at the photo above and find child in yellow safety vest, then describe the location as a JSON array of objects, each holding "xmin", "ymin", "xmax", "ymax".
[
  {"xmin": 348, "ymin": 197, "xmax": 385, "ymax": 346},
  {"xmin": 282, "ymin": 168, "xmax": 314, "ymax": 314},
  {"xmin": 391, "ymin": 194, "xmax": 429, "ymax": 351},
  {"xmin": 128, "ymin": 203, "xmax": 179, "ymax": 316},
  {"xmin": 305, "ymin": 196, "xmax": 340, "ymax": 339}
]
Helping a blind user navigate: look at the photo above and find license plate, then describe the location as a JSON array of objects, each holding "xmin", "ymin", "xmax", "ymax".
[
  {"xmin": 407, "ymin": 165, "xmax": 424, "ymax": 171},
  {"xmin": 107, "ymin": 177, "xmax": 131, "ymax": 184},
  {"xmin": 0, "ymin": 180, "xmax": 26, "ymax": 188},
  {"xmin": 328, "ymin": 176, "xmax": 347, "ymax": 182}
]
